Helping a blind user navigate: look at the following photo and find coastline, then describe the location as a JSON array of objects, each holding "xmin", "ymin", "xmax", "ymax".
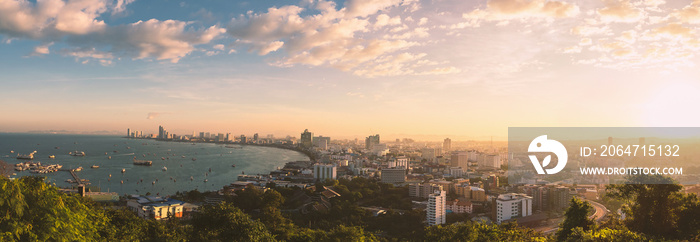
[{"xmin": 122, "ymin": 136, "xmax": 317, "ymax": 162}]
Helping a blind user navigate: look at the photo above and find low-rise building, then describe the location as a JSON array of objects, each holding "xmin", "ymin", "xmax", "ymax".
[
  {"xmin": 446, "ymin": 199, "xmax": 473, "ymax": 214},
  {"xmin": 127, "ymin": 196, "xmax": 185, "ymax": 220},
  {"xmin": 381, "ymin": 168, "xmax": 406, "ymax": 184}
]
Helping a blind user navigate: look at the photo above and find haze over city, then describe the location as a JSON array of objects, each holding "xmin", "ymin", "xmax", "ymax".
[{"xmin": 2, "ymin": 0, "xmax": 700, "ymax": 140}]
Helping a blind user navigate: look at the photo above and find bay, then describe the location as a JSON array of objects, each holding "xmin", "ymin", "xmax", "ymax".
[{"xmin": 0, "ymin": 133, "xmax": 309, "ymax": 196}]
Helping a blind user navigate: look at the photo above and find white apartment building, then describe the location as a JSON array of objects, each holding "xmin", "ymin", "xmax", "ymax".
[
  {"xmin": 496, "ymin": 193, "xmax": 533, "ymax": 224},
  {"xmin": 314, "ymin": 163, "xmax": 337, "ymax": 180},
  {"xmin": 449, "ymin": 167, "xmax": 464, "ymax": 178},
  {"xmin": 427, "ymin": 190, "xmax": 446, "ymax": 226}
]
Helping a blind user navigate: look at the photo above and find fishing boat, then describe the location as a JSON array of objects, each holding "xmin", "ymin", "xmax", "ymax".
[
  {"xmin": 74, "ymin": 167, "xmax": 83, "ymax": 172},
  {"xmin": 108, "ymin": 156, "xmax": 111, "ymax": 159},
  {"xmin": 121, "ymin": 168, "xmax": 126, "ymax": 173},
  {"xmin": 162, "ymin": 166, "xmax": 167, "ymax": 171},
  {"xmin": 231, "ymin": 164, "xmax": 236, "ymax": 167},
  {"xmin": 48, "ymin": 155, "xmax": 55, "ymax": 159},
  {"xmin": 91, "ymin": 165, "xmax": 99, "ymax": 169},
  {"xmin": 17, "ymin": 151, "xmax": 36, "ymax": 160},
  {"xmin": 204, "ymin": 179, "xmax": 208, "ymax": 182},
  {"xmin": 192, "ymin": 158, "xmax": 197, "ymax": 161},
  {"xmin": 70, "ymin": 151, "xmax": 86, "ymax": 156},
  {"xmin": 133, "ymin": 158, "xmax": 153, "ymax": 166}
]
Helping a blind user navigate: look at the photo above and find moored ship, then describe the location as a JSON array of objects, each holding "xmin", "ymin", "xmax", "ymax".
[
  {"xmin": 70, "ymin": 151, "xmax": 86, "ymax": 156},
  {"xmin": 133, "ymin": 158, "xmax": 153, "ymax": 166},
  {"xmin": 16, "ymin": 151, "xmax": 37, "ymax": 160}
]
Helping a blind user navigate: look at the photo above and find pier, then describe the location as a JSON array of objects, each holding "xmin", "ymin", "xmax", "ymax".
[{"xmin": 60, "ymin": 169, "xmax": 88, "ymax": 185}]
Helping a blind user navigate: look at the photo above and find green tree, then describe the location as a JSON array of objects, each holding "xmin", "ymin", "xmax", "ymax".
[
  {"xmin": 423, "ymin": 221, "xmax": 545, "ymax": 241},
  {"xmin": 565, "ymin": 227, "xmax": 647, "ymax": 242},
  {"xmin": 556, "ymin": 197, "xmax": 595, "ymax": 241},
  {"xmin": 606, "ymin": 174, "xmax": 683, "ymax": 238},
  {"xmin": 0, "ymin": 176, "xmax": 109, "ymax": 241},
  {"xmin": 190, "ymin": 202, "xmax": 276, "ymax": 241}
]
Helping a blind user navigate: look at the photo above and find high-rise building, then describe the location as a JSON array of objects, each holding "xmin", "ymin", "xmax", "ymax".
[
  {"xmin": 253, "ymin": 133, "xmax": 259, "ymax": 142},
  {"xmin": 365, "ymin": 134, "xmax": 380, "ymax": 150},
  {"xmin": 443, "ymin": 138, "xmax": 451, "ymax": 154},
  {"xmin": 427, "ymin": 190, "xmax": 446, "ymax": 226},
  {"xmin": 451, "ymin": 151, "xmax": 468, "ymax": 171},
  {"xmin": 127, "ymin": 128, "xmax": 131, "ymax": 137},
  {"xmin": 158, "ymin": 125, "xmax": 168, "ymax": 140},
  {"xmin": 240, "ymin": 135, "xmax": 247, "ymax": 143},
  {"xmin": 313, "ymin": 163, "xmax": 337, "ymax": 180},
  {"xmin": 421, "ymin": 148, "xmax": 436, "ymax": 162},
  {"xmin": 301, "ymin": 129, "xmax": 313, "ymax": 148},
  {"xmin": 313, "ymin": 136, "xmax": 331, "ymax": 150},
  {"xmin": 496, "ymin": 193, "xmax": 532, "ymax": 224}
]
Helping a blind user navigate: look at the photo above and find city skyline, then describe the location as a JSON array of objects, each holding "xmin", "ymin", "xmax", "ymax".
[{"xmin": 2, "ymin": 0, "xmax": 700, "ymax": 139}]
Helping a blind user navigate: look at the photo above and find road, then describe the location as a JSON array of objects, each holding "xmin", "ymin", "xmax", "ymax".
[
  {"xmin": 533, "ymin": 198, "xmax": 608, "ymax": 234},
  {"xmin": 585, "ymin": 199, "xmax": 608, "ymax": 222}
]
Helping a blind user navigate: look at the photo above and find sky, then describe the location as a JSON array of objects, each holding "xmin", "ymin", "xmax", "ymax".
[{"xmin": 1, "ymin": 0, "xmax": 700, "ymax": 141}]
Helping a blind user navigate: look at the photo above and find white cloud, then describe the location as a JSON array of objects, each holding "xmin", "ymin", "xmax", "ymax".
[
  {"xmin": 460, "ymin": 0, "xmax": 580, "ymax": 27},
  {"xmin": 227, "ymin": 0, "xmax": 453, "ymax": 77},
  {"xmin": 257, "ymin": 41, "xmax": 284, "ymax": 55},
  {"xmin": 597, "ymin": 0, "xmax": 644, "ymax": 23},
  {"xmin": 374, "ymin": 14, "xmax": 401, "ymax": 29},
  {"xmin": 30, "ymin": 42, "xmax": 53, "ymax": 56},
  {"xmin": 0, "ymin": 0, "xmax": 225, "ymax": 63},
  {"xmin": 0, "ymin": 0, "xmax": 110, "ymax": 38}
]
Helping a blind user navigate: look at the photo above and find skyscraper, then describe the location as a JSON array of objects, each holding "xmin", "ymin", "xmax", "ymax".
[
  {"xmin": 427, "ymin": 190, "xmax": 446, "ymax": 226},
  {"xmin": 127, "ymin": 128, "xmax": 130, "ymax": 137},
  {"xmin": 365, "ymin": 134, "xmax": 380, "ymax": 149},
  {"xmin": 451, "ymin": 151, "xmax": 468, "ymax": 172},
  {"xmin": 301, "ymin": 129, "xmax": 313, "ymax": 148},
  {"xmin": 443, "ymin": 138, "xmax": 451, "ymax": 154}
]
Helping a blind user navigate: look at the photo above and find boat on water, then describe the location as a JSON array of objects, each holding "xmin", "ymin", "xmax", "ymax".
[
  {"xmin": 48, "ymin": 155, "xmax": 55, "ymax": 159},
  {"xmin": 70, "ymin": 151, "xmax": 86, "ymax": 156},
  {"xmin": 91, "ymin": 165, "xmax": 99, "ymax": 169},
  {"xmin": 108, "ymin": 156, "xmax": 111, "ymax": 159},
  {"xmin": 190, "ymin": 176, "xmax": 194, "ymax": 181},
  {"xmin": 74, "ymin": 167, "xmax": 83, "ymax": 172},
  {"xmin": 121, "ymin": 168, "xmax": 126, "ymax": 173},
  {"xmin": 133, "ymin": 158, "xmax": 153, "ymax": 166},
  {"xmin": 192, "ymin": 158, "xmax": 197, "ymax": 161},
  {"xmin": 204, "ymin": 179, "xmax": 208, "ymax": 182},
  {"xmin": 17, "ymin": 151, "xmax": 37, "ymax": 160},
  {"xmin": 10, "ymin": 150, "xmax": 14, "ymax": 153},
  {"xmin": 161, "ymin": 157, "xmax": 165, "ymax": 160},
  {"xmin": 162, "ymin": 166, "xmax": 167, "ymax": 171}
]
